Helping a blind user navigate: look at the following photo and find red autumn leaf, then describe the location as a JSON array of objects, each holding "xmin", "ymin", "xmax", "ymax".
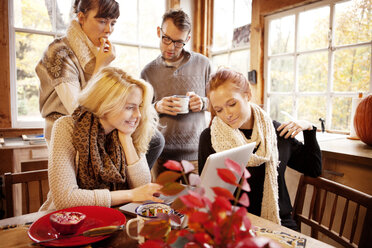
[
  {"xmin": 236, "ymin": 236, "xmax": 282, "ymax": 248},
  {"xmin": 161, "ymin": 182, "xmax": 185, "ymax": 196},
  {"xmin": 163, "ymin": 160, "xmax": 183, "ymax": 171},
  {"xmin": 242, "ymin": 215, "xmax": 252, "ymax": 230},
  {"xmin": 188, "ymin": 173, "xmax": 201, "ymax": 186},
  {"xmin": 211, "ymin": 187, "xmax": 234, "ymax": 200},
  {"xmin": 156, "ymin": 171, "xmax": 181, "ymax": 186},
  {"xmin": 170, "ymin": 197, "xmax": 186, "ymax": 212},
  {"xmin": 180, "ymin": 194, "xmax": 205, "ymax": 208},
  {"xmin": 234, "ymin": 206, "xmax": 248, "ymax": 218},
  {"xmin": 217, "ymin": 168, "xmax": 237, "ymax": 185},
  {"xmin": 213, "ymin": 196, "xmax": 232, "ymax": 211},
  {"xmin": 194, "ymin": 232, "xmax": 212, "ymax": 244},
  {"xmin": 225, "ymin": 158, "xmax": 242, "ymax": 175},
  {"xmin": 181, "ymin": 160, "xmax": 195, "ymax": 173},
  {"xmin": 189, "ymin": 211, "xmax": 210, "ymax": 223},
  {"xmin": 238, "ymin": 192, "xmax": 250, "ymax": 207},
  {"xmin": 166, "ymin": 229, "xmax": 179, "ymax": 244},
  {"xmin": 140, "ymin": 240, "xmax": 166, "ymax": 248},
  {"xmin": 240, "ymin": 178, "xmax": 251, "ymax": 192},
  {"xmin": 243, "ymin": 168, "xmax": 251, "ymax": 179},
  {"xmin": 184, "ymin": 242, "xmax": 201, "ymax": 248}
]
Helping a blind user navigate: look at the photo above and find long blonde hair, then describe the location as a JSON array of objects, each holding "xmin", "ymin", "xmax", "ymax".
[{"xmin": 78, "ymin": 67, "xmax": 158, "ymax": 154}]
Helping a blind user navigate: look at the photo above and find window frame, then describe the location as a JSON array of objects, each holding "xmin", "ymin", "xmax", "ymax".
[
  {"xmin": 210, "ymin": 0, "xmax": 251, "ymax": 73},
  {"xmin": 264, "ymin": 0, "xmax": 372, "ymax": 131}
]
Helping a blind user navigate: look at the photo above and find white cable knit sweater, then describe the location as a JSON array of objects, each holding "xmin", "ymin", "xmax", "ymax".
[{"xmin": 39, "ymin": 116, "xmax": 151, "ymax": 211}]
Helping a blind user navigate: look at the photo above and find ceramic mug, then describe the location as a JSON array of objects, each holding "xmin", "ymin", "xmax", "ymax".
[
  {"xmin": 173, "ymin": 95, "xmax": 190, "ymax": 114},
  {"xmin": 125, "ymin": 202, "xmax": 172, "ymax": 243}
]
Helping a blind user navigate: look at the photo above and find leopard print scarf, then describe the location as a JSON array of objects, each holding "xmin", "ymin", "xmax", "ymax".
[{"xmin": 72, "ymin": 106, "xmax": 127, "ymax": 191}]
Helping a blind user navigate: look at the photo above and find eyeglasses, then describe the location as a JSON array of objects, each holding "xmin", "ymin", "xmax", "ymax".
[{"xmin": 160, "ymin": 28, "xmax": 186, "ymax": 48}]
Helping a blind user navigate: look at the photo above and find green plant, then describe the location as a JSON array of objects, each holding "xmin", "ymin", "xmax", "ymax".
[{"xmin": 139, "ymin": 159, "xmax": 281, "ymax": 248}]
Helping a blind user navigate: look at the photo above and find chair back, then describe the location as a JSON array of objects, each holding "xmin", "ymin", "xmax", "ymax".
[
  {"xmin": 4, "ymin": 169, "xmax": 49, "ymax": 217},
  {"xmin": 292, "ymin": 175, "xmax": 372, "ymax": 248}
]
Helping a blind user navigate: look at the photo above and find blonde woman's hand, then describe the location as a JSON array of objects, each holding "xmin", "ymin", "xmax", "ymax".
[
  {"xmin": 94, "ymin": 39, "xmax": 116, "ymax": 75},
  {"xmin": 277, "ymin": 120, "xmax": 313, "ymax": 139},
  {"xmin": 131, "ymin": 183, "xmax": 163, "ymax": 202}
]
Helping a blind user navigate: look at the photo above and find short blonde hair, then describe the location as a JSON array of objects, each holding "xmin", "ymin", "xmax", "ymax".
[{"xmin": 78, "ymin": 67, "xmax": 158, "ymax": 154}]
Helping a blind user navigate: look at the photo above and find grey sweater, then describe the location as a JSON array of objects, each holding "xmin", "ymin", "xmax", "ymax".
[{"xmin": 141, "ymin": 51, "xmax": 211, "ymax": 161}]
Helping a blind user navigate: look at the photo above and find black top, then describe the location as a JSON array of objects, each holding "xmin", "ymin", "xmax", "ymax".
[{"xmin": 198, "ymin": 120, "xmax": 322, "ymax": 225}]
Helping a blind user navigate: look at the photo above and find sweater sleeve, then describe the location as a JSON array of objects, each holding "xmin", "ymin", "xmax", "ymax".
[
  {"xmin": 36, "ymin": 39, "xmax": 83, "ymax": 119},
  {"xmin": 126, "ymin": 154, "xmax": 151, "ymax": 188},
  {"xmin": 274, "ymin": 121, "xmax": 322, "ymax": 177},
  {"xmin": 48, "ymin": 117, "xmax": 111, "ymax": 210},
  {"xmin": 198, "ymin": 128, "xmax": 216, "ymax": 175}
]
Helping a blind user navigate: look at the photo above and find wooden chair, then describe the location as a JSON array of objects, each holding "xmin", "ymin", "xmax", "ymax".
[
  {"xmin": 292, "ymin": 175, "xmax": 372, "ymax": 248},
  {"xmin": 4, "ymin": 169, "xmax": 49, "ymax": 217}
]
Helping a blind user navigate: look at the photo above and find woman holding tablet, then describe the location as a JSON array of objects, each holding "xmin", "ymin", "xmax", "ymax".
[{"xmin": 198, "ymin": 67, "xmax": 321, "ymax": 230}]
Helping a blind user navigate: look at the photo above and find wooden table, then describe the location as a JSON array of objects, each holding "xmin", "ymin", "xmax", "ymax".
[{"xmin": 0, "ymin": 210, "xmax": 333, "ymax": 248}]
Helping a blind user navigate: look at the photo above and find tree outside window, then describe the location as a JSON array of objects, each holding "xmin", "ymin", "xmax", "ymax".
[{"xmin": 265, "ymin": 0, "xmax": 371, "ymax": 132}]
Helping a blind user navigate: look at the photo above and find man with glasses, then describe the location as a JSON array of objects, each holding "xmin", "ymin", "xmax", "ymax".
[{"xmin": 141, "ymin": 9, "xmax": 211, "ymax": 178}]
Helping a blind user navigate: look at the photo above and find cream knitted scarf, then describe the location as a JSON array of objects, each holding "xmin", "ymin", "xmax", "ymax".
[
  {"xmin": 211, "ymin": 103, "xmax": 281, "ymax": 224},
  {"xmin": 66, "ymin": 19, "xmax": 98, "ymax": 74}
]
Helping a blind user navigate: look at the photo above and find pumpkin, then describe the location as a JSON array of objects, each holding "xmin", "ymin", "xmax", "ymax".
[{"xmin": 353, "ymin": 95, "xmax": 372, "ymax": 146}]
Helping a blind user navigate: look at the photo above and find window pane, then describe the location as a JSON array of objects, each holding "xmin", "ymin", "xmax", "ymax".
[
  {"xmin": 269, "ymin": 95, "xmax": 293, "ymax": 123},
  {"xmin": 298, "ymin": 6, "xmax": 329, "ymax": 51},
  {"xmin": 298, "ymin": 52, "xmax": 328, "ymax": 92},
  {"xmin": 14, "ymin": 0, "xmax": 52, "ymax": 31},
  {"xmin": 268, "ymin": 15, "xmax": 295, "ymax": 55},
  {"xmin": 112, "ymin": 45, "xmax": 140, "ymax": 77},
  {"xmin": 139, "ymin": 48, "xmax": 159, "ymax": 75},
  {"xmin": 335, "ymin": 0, "xmax": 372, "ymax": 46},
  {"xmin": 269, "ymin": 56, "xmax": 294, "ymax": 92},
  {"xmin": 56, "ymin": 0, "xmax": 72, "ymax": 33},
  {"xmin": 213, "ymin": 0, "xmax": 233, "ymax": 51},
  {"xmin": 333, "ymin": 46, "xmax": 371, "ymax": 92},
  {"xmin": 211, "ymin": 54, "xmax": 229, "ymax": 71},
  {"xmin": 138, "ymin": 0, "xmax": 165, "ymax": 46},
  {"xmin": 230, "ymin": 50, "xmax": 250, "ymax": 76},
  {"xmin": 332, "ymin": 97, "xmax": 352, "ymax": 131},
  {"xmin": 234, "ymin": 0, "xmax": 251, "ymax": 28},
  {"xmin": 111, "ymin": 0, "xmax": 138, "ymax": 43},
  {"xmin": 16, "ymin": 33, "xmax": 54, "ymax": 121},
  {"xmin": 298, "ymin": 96, "xmax": 326, "ymax": 128}
]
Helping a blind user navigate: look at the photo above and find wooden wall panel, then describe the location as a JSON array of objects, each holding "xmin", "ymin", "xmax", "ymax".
[{"xmin": 0, "ymin": 0, "xmax": 11, "ymax": 128}]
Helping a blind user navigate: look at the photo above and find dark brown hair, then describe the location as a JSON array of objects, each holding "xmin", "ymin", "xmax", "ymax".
[
  {"xmin": 73, "ymin": 0, "xmax": 120, "ymax": 19},
  {"xmin": 161, "ymin": 9, "xmax": 191, "ymax": 32},
  {"xmin": 207, "ymin": 67, "xmax": 252, "ymax": 123}
]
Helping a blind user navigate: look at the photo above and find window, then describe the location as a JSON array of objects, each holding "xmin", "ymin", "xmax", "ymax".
[
  {"xmin": 211, "ymin": 0, "xmax": 252, "ymax": 76},
  {"xmin": 9, "ymin": 0, "xmax": 165, "ymax": 128},
  {"xmin": 264, "ymin": 0, "xmax": 371, "ymax": 131}
]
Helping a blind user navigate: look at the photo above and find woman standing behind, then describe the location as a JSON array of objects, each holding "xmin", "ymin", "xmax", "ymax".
[
  {"xmin": 40, "ymin": 67, "xmax": 162, "ymax": 211},
  {"xmin": 36, "ymin": 0, "xmax": 164, "ymax": 168},
  {"xmin": 37, "ymin": 0, "xmax": 119, "ymax": 144},
  {"xmin": 198, "ymin": 68, "xmax": 321, "ymax": 230}
]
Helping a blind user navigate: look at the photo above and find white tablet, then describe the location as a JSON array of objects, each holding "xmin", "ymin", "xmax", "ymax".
[{"xmin": 200, "ymin": 142, "xmax": 256, "ymax": 201}]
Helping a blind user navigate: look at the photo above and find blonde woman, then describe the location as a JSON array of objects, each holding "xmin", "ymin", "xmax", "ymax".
[
  {"xmin": 40, "ymin": 67, "xmax": 162, "ymax": 211},
  {"xmin": 198, "ymin": 68, "xmax": 321, "ymax": 230}
]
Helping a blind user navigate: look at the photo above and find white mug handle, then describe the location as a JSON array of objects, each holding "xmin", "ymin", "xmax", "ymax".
[{"xmin": 126, "ymin": 218, "xmax": 140, "ymax": 240}]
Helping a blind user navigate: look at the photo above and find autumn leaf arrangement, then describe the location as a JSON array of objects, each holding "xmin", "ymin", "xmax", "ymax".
[{"xmin": 139, "ymin": 159, "xmax": 281, "ymax": 248}]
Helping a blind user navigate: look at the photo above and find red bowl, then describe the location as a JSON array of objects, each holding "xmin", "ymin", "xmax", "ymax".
[{"xmin": 50, "ymin": 211, "xmax": 86, "ymax": 235}]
